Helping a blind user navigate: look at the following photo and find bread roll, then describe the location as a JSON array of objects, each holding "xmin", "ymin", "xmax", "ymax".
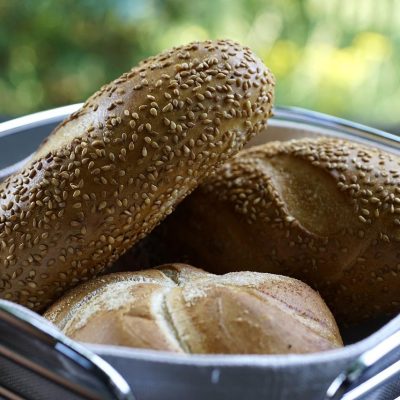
[
  {"xmin": 153, "ymin": 138, "xmax": 400, "ymax": 323},
  {"xmin": 0, "ymin": 40, "xmax": 274, "ymax": 310},
  {"xmin": 44, "ymin": 263, "xmax": 342, "ymax": 354}
]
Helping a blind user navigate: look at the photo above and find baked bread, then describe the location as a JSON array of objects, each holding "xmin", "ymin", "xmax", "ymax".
[
  {"xmin": 0, "ymin": 40, "xmax": 274, "ymax": 310},
  {"xmin": 44, "ymin": 263, "xmax": 343, "ymax": 354},
  {"xmin": 152, "ymin": 138, "xmax": 400, "ymax": 323}
]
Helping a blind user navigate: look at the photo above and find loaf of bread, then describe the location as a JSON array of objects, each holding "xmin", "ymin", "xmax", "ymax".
[
  {"xmin": 0, "ymin": 40, "xmax": 275, "ymax": 310},
  {"xmin": 44, "ymin": 263, "xmax": 342, "ymax": 354},
  {"xmin": 152, "ymin": 138, "xmax": 400, "ymax": 323}
]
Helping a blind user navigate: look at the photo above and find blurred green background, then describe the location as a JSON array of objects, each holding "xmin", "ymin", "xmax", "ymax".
[{"xmin": 0, "ymin": 0, "xmax": 399, "ymax": 129}]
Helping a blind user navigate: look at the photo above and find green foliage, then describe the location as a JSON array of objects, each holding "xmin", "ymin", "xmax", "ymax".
[{"xmin": 0, "ymin": 0, "xmax": 399, "ymax": 127}]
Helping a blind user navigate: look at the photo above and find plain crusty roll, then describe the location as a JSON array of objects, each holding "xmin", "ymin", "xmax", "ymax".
[
  {"xmin": 44, "ymin": 263, "xmax": 343, "ymax": 354},
  {"xmin": 0, "ymin": 40, "xmax": 275, "ymax": 310},
  {"xmin": 152, "ymin": 138, "xmax": 400, "ymax": 324}
]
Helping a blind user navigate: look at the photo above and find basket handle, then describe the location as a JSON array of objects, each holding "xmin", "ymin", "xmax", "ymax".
[{"xmin": 326, "ymin": 329, "xmax": 400, "ymax": 400}]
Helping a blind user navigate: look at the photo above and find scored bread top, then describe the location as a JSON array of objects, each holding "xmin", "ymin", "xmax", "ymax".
[
  {"xmin": 159, "ymin": 137, "xmax": 400, "ymax": 323},
  {"xmin": 0, "ymin": 40, "xmax": 274, "ymax": 310},
  {"xmin": 44, "ymin": 264, "xmax": 343, "ymax": 354}
]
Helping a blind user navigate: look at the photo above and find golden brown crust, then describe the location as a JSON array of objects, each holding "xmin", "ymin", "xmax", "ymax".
[
  {"xmin": 44, "ymin": 263, "xmax": 342, "ymax": 354},
  {"xmin": 153, "ymin": 138, "xmax": 400, "ymax": 323},
  {"xmin": 0, "ymin": 40, "xmax": 274, "ymax": 310}
]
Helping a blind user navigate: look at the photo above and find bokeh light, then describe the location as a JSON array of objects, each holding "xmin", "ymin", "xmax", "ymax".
[{"xmin": 0, "ymin": 0, "xmax": 399, "ymax": 130}]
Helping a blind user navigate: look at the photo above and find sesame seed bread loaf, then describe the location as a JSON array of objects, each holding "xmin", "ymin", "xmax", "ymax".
[
  {"xmin": 151, "ymin": 138, "xmax": 400, "ymax": 324},
  {"xmin": 0, "ymin": 40, "xmax": 275, "ymax": 310},
  {"xmin": 44, "ymin": 263, "xmax": 343, "ymax": 354}
]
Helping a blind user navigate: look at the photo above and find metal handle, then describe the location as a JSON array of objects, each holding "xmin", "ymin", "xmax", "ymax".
[
  {"xmin": 0, "ymin": 300, "xmax": 135, "ymax": 400},
  {"xmin": 326, "ymin": 329, "xmax": 400, "ymax": 400}
]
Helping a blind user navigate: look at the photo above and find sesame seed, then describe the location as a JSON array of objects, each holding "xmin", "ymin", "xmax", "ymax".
[
  {"xmin": 0, "ymin": 39, "xmax": 276, "ymax": 312},
  {"xmin": 162, "ymin": 103, "xmax": 173, "ymax": 113}
]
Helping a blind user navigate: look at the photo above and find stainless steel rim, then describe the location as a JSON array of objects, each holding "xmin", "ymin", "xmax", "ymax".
[
  {"xmin": 0, "ymin": 104, "xmax": 398, "ymax": 182},
  {"xmin": 273, "ymin": 106, "xmax": 399, "ymax": 147},
  {"xmin": 0, "ymin": 103, "xmax": 82, "ymax": 139}
]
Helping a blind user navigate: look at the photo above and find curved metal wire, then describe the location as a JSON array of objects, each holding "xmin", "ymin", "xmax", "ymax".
[{"xmin": 0, "ymin": 300, "xmax": 135, "ymax": 400}]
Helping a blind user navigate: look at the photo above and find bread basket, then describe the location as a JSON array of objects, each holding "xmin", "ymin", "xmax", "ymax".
[{"xmin": 0, "ymin": 105, "xmax": 399, "ymax": 400}]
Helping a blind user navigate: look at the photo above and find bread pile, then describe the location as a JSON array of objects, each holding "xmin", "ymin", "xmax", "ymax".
[
  {"xmin": 2, "ymin": 39, "xmax": 398, "ymax": 355},
  {"xmin": 152, "ymin": 138, "xmax": 400, "ymax": 324}
]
